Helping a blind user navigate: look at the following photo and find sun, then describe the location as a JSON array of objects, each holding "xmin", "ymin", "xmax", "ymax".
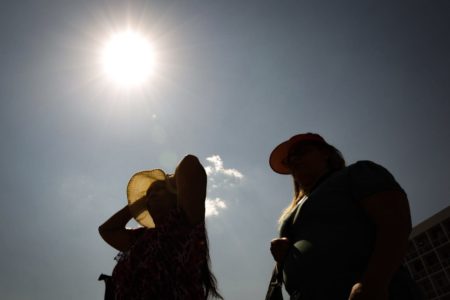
[{"xmin": 101, "ymin": 30, "xmax": 154, "ymax": 87}]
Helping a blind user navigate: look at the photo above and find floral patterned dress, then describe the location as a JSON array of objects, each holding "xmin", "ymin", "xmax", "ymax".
[{"xmin": 111, "ymin": 209, "xmax": 207, "ymax": 299}]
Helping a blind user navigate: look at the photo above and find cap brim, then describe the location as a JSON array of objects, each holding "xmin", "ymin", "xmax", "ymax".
[{"xmin": 269, "ymin": 140, "xmax": 294, "ymax": 174}]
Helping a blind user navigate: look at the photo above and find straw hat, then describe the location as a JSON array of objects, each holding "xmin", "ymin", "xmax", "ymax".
[{"xmin": 127, "ymin": 169, "xmax": 176, "ymax": 228}]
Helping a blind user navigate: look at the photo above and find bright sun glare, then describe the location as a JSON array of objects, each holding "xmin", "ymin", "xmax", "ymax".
[{"xmin": 102, "ymin": 30, "xmax": 154, "ymax": 87}]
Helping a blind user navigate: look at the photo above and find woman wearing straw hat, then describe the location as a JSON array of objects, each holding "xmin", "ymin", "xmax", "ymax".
[
  {"xmin": 266, "ymin": 133, "xmax": 422, "ymax": 300},
  {"xmin": 99, "ymin": 155, "xmax": 223, "ymax": 300}
]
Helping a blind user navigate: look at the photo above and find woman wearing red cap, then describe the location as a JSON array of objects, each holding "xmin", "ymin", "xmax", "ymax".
[{"xmin": 266, "ymin": 133, "xmax": 422, "ymax": 300}]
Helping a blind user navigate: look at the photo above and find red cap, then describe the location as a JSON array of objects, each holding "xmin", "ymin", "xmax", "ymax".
[{"xmin": 269, "ymin": 133, "xmax": 329, "ymax": 174}]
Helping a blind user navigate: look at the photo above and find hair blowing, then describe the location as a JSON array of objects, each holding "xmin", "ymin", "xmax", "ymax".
[
  {"xmin": 278, "ymin": 143, "xmax": 346, "ymax": 224},
  {"xmin": 202, "ymin": 228, "xmax": 223, "ymax": 299}
]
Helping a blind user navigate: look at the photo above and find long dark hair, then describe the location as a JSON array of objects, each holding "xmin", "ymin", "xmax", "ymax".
[
  {"xmin": 202, "ymin": 227, "xmax": 223, "ymax": 299},
  {"xmin": 150, "ymin": 179, "xmax": 223, "ymax": 299},
  {"xmin": 278, "ymin": 142, "xmax": 346, "ymax": 224}
]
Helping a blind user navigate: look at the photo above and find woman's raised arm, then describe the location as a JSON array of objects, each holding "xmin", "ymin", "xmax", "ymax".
[
  {"xmin": 98, "ymin": 205, "xmax": 144, "ymax": 252},
  {"xmin": 175, "ymin": 155, "xmax": 207, "ymax": 225}
]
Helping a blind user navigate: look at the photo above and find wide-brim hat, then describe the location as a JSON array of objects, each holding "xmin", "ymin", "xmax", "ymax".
[
  {"xmin": 127, "ymin": 169, "xmax": 175, "ymax": 228},
  {"xmin": 269, "ymin": 133, "xmax": 330, "ymax": 174}
]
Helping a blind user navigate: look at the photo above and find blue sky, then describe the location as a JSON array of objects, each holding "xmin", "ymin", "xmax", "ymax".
[{"xmin": 1, "ymin": 0, "xmax": 449, "ymax": 299}]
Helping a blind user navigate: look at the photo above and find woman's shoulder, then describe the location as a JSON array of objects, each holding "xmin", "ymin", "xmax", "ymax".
[
  {"xmin": 346, "ymin": 160, "xmax": 404, "ymax": 200},
  {"xmin": 346, "ymin": 160, "xmax": 397, "ymax": 178},
  {"xmin": 347, "ymin": 160, "xmax": 386, "ymax": 169},
  {"xmin": 346, "ymin": 160, "xmax": 399, "ymax": 181}
]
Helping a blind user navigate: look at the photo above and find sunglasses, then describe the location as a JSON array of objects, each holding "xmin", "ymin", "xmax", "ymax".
[{"xmin": 283, "ymin": 145, "xmax": 319, "ymax": 166}]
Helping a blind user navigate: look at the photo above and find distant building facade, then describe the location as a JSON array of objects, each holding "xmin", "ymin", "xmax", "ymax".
[{"xmin": 404, "ymin": 206, "xmax": 450, "ymax": 299}]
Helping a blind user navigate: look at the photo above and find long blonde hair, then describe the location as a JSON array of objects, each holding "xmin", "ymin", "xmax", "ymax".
[{"xmin": 278, "ymin": 143, "xmax": 346, "ymax": 224}]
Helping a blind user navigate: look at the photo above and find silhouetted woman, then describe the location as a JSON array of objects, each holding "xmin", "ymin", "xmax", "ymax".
[
  {"xmin": 99, "ymin": 155, "xmax": 223, "ymax": 300},
  {"xmin": 267, "ymin": 133, "xmax": 422, "ymax": 300}
]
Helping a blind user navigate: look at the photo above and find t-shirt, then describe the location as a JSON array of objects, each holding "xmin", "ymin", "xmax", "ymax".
[
  {"xmin": 111, "ymin": 209, "xmax": 207, "ymax": 300},
  {"xmin": 279, "ymin": 161, "xmax": 420, "ymax": 299}
]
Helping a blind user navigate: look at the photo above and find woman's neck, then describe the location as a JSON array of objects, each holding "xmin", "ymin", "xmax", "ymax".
[{"xmin": 302, "ymin": 169, "xmax": 333, "ymax": 195}]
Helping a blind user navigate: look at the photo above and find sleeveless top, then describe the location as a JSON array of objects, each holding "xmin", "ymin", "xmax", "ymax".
[{"xmin": 111, "ymin": 209, "xmax": 207, "ymax": 300}]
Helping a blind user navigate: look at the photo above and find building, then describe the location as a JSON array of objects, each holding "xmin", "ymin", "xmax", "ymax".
[{"xmin": 404, "ymin": 206, "xmax": 450, "ymax": 299}]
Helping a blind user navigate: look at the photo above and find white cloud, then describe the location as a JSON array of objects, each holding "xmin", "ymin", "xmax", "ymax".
[
  {"xmin": 205, "ymin": 155, "xmax": 244, "ymax": 183},
  {"xmin": 203, "ymin": 155, "xmax": 244, "ymax": 217},
  {"xmin": 205, "ymin": 197, "xmax": 227, "ymax": 217}
]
